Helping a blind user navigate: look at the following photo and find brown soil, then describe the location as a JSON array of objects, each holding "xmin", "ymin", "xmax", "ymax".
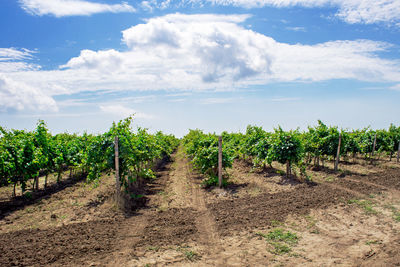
[
  {"xmin": 208, "ymin": 183, "xmax": 353, "ymax": 236},
  {"xmin": 0, "ymin": 147, "xmax": 400, "ymax": 266},
  {"xmin": 0, "ymin": 219, "xmax": 121, "ymax": 267}
]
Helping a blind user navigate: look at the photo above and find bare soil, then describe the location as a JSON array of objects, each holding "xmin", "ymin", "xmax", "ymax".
[{"xmin": 1, "ymin": 148, "xmax": 400, "ymax": 266}]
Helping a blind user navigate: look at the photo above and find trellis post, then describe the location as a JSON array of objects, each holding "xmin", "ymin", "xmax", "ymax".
[
  {"xmin": 218, "ymin": 136, "xmax": 222, "ymax": 188},
  {"xmin": 115, "ymin": 136, "xmax": 120, "ymax": 199},
  {"xmin": 334, "ymin": 133, "xmax": 342, "ymax": 172}
]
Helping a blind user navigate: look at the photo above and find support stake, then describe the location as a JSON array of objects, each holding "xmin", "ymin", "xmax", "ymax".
[
  {"xmin": 218, "ymin": 136, "xmax": 222, "ymax": 188},
  {"xmin": 115, "ymin": 136, "xmax": 120, "ymax": 200},
  {"xmin": 372, "ymin": 133, "xmax": 377, "ymax": 156},
  {"xmin": 334, "ymin": 133, "xmax": 342, "ymax": 172}
]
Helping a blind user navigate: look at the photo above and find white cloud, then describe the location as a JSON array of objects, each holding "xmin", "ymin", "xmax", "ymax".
[
  {"xmin": 59, "ymin": 14, "xmax": 400, "ymax": 86},
  {"xmin": 2, "ymin": 13, "xmax": 400, "ymax": 112},
  {"xmin": 0, "ymin": 48, "xmax": 57, "ymax": 112},
  {"xmin": 141, "ymin": 1, "xmax": 155, "ymax": 12},
  {"xmin": 0, "ymin": 62, "xmax": 40, "ymax": 72},
  {"xmin": 139, "ymin": 0, "xmax": 179, "ymax": 11},
  {"xmin": 153, "ymin": 0, "xmax": 400, "ymax": 26},
  {"xmin": 100, "ymin": 105, "xmax": 153, "ymax": 119},
  {"xmin": 0, "ymin": 48, "xmax": 35, "ymax": 61},
  {"xmin": 60, "ymin": 49, "xmax": 124, "ymax": 72},
  {"xmin": 19, "ymin": 0, "xmax": 135, "ymax": 17},
  {"xmin": 202, "ymin": 0, "xmax": 327, "ymax": 8},
  {"xmin": 0, "ymin": 74, "xmax": 58, "ymax": 112},
  {"xmin": 335, "ymin": 0, "xmax": 400, "ymax": 25},
  {"xmin": 271, "ymin": 40, "xmax": 400, "ymax": 82},
  {"xmin": 0, "ymin": 48, "xmax": 40, "ymax": 72},
  {"xmin": 120, "ymin": 13, "xmax": 271, "ymax": 82}
]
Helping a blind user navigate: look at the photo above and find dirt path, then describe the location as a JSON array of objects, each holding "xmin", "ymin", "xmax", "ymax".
[
  {"xmin": 125, "ymin": 146, "xmax": 228, "ymax": 266},
  {"xmin": 186, "ymin": 158, "xmax": 227, "ymax": 265},
  {"xmin": 152, "ymin": 146, "xmax": 221, "ymax": 249},
  {"xmin": 104, "ymin": 158, "xmax": 179, "ymax": 266}
]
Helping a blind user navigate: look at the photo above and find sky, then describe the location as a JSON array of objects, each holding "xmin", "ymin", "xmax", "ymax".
[{"xmin": 0, "ymin": 0, "xmax": 400, "ymax": 137}]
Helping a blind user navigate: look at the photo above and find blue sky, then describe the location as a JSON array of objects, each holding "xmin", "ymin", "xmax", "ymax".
[{"xmin": 0, "ymin": 0, "xmax": 400, "ymax": 137}]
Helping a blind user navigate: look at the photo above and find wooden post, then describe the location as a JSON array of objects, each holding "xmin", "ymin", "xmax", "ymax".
[
  {"xmin": 372, "ymin": 133, "xmax": 377, "ymax": 156},
  {"xmin": 115, "ymin": 136, "xmax": 120, "ymax": 198},
  {"xmin": 334, "ymin": 133, "xmax": 342, "ymax": 172},
  {"xmin": 218, "ymin": 136, "xmax": 222, "ymax": 188},
  {"xmin": 397, "ymin": 141, "xmax": 400, "ymax": 163},
  {"xmin": 286, "ymin": 161, "xmax": 290, "ymax": 178}
]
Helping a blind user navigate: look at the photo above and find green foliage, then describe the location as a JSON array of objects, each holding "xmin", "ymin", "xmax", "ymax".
[
  {"xmin": 305, "ymin": 120, "xmax": 340, "ymax": 160},
  {"xmin": 0, "ymin": 117, "xmax": 178, "ymax": 196},
  {"xmin": 202, "ymin": 175, "xmax": 228, "ymax": 187},
  {"xmin": 269, "ymin": 127, "xmax": 303, "ymax": 165},
  {"xmin": 348, "ymin": 199, "xmax": 377, "ymax": 214},
  {"xmin": 183, "ymin": 121, "xmax": 399, "ymax": 182},
  {"xmin": 242, "ymin": 125, "xmax": 271, "ymax": 167},
  {"xmin": 265, "ymin": 228, "xmax": 299, "ymax": 245},
  {"xmin": 0, "ymin": 118, "xmax": 399, "ymax": 196},
  {"xmin": 341, "ymin": 131, "xmax": 361, "ymax": 156},
  {"xmin": 86, "ymin": 116, "xmax": 178, "ymax": 191},
  {"xmin": 183, "ymin": 130, "xmax": 234, "ymax": 185},
  {"xmin": 257, "ymin": 228, "xmax": 299, "ymax": 255}
]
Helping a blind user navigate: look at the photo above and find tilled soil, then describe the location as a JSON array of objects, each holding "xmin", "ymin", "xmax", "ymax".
[
  {"xmin": 0, "ymin": 150, "xmax": 399, "ymax": 266},
  {"xmin": 135, "ymin": 208, "xmax": 199, "ymax": 248},
  {"xmin": 0, "ymin": 219, "xmax": 121, "ymax": 267},
  {"xmin": 351, "ymin": 167, "xmax": 400, "ymax": 190},
  {"xmin": 335, "ymin": 177, "xmax": 380, "ymax": 195},
  {"xmin": 208, "ymin": 183, "xmax": 354, "ymax": 236}
]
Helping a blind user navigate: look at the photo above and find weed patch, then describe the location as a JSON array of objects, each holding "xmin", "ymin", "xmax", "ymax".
[
  {"xmin": 176, "ymin": 246, "xmax": 201, "ymax": 261},
  {"xmin": 257, "ymin": 228, "xmax": 299, "ymax": 255},
  {"xmin": 366, "ymin": 240, "xmax": 382, "ymax": 245},
  {"xmin": 348, "ymin": 199, "xmax": 377, "ymax": 214}
]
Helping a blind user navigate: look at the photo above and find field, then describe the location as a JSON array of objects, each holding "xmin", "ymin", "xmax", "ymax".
[{"xmin": 1, "ymin": 144, "xmax": 400, "ymax": 267}]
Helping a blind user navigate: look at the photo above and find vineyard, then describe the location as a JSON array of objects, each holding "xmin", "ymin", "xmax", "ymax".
[
  {"xmin": 0, "ymin": 117, "xmax": 178, "ymax": 199},
  {"xmin": 182, "ymin": 121, "xmax": 400, "ymax": 183},
  {"xmin": 1, "ymin": 118, "xmax": 400, "ymax": 266}
]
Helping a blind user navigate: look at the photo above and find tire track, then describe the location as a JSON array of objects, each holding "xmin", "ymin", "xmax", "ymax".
[{"xmin": 172, "ymin": 146, "xmax": 228, "ymax": 265}]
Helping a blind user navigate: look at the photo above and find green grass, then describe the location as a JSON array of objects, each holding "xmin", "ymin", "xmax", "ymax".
[
  {"xmin": 383, "ymin": 204, "xmax": 400, "ymax": 222},
  {"xmin": 269, "ymin": 242, "xmax": 292, "ymax": 255},
  {"xmin": 265, "ymin": 228, "xmax": 299, "ymax": 245},
  {"xmin": 176, "ymin": 246, "xmax": 201, "ymax": 262},
  {"xmin": 366, "ymin": 240, "xmax": 382, "ymax": 245},
  {"xmin": 184, "ymin": 250, "xmax": 200, "ymax": 261},
  {"xmin": 257, "ymin": 228, "xmax": 299, "ymax": 255},
  {"xmin": 348, "ymin": 199, "xmax": 377, "ymax": 214}
]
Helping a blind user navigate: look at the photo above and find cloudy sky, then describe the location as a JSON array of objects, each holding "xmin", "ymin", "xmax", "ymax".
[{"xmin": 1, "ymin": 0, "xmax": 399, "ymax": 136}]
